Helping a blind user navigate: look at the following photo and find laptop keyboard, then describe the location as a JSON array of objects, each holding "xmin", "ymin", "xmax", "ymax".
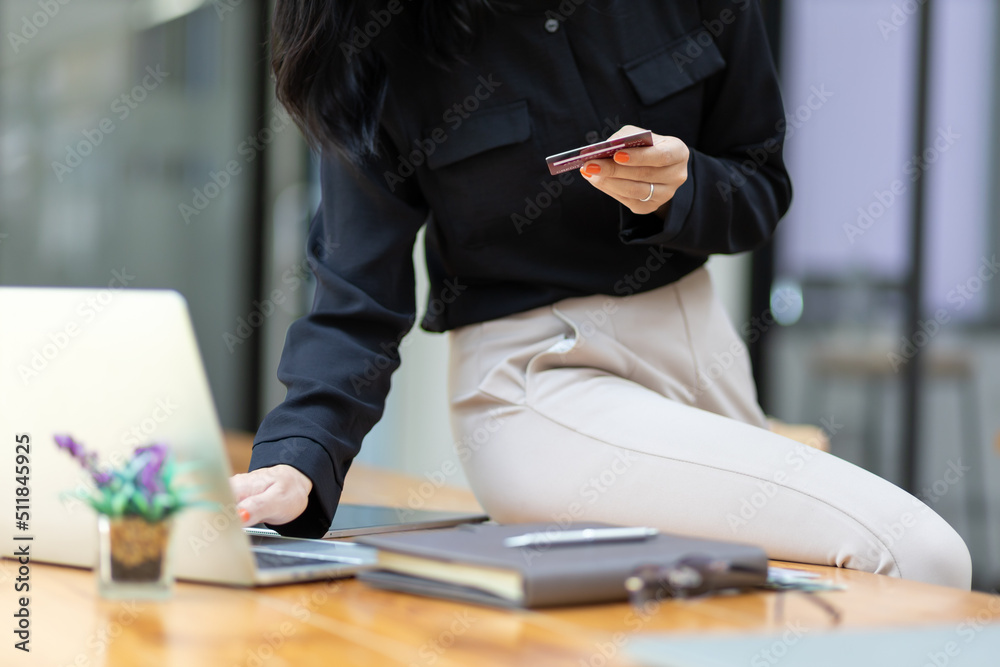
[{"xmin": 253, "ymin": 550, "xmax": 343, "ymax": 570}]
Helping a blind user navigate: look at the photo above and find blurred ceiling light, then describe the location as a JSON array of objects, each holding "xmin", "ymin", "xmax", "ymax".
[
  {"xmin": 129, "ymin": 0, "xmax": 210, "ymax": 30},
  {"xmin": 770, "ymin": 280, "xmax": 804, "ymax": 326}
]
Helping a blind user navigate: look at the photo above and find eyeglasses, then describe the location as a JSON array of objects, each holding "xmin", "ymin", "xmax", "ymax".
[{"xmin": 625, "ymin": 558, "xmax": 842, "ymax": 626}]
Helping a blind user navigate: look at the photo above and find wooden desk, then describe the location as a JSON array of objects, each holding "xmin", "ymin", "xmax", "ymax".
[{"xmin": 9, "ymin": 434, "xmax": 999, "ymax": 667}]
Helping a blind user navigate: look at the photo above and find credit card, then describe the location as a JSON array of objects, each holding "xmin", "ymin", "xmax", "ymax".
[{"xmin": 545, "ymin": 130, "xmax": 654, "ymax": 175}]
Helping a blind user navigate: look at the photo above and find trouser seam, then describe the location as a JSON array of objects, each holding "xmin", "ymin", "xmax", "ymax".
[
  {"xmin": 672, "ymin": 284, "xmax": 701, "ymax": 390},
  {"xmin": 510, "ymin": 396, "xmax": 905, "ymax": 578}
]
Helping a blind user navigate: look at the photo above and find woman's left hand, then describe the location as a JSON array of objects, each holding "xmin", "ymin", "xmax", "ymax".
[{"xmin": 579, "ymin": 124, "xmax": 690, "ymax": 217}]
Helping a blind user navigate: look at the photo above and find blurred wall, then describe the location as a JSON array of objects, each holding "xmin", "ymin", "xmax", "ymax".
[
  {"xmin": 1, "ymin": 0, "xmax": 263, "ymax": 429},
  {"xmin": 766, "ymin": 0, "xmax": 1000, "ymax": 587}
]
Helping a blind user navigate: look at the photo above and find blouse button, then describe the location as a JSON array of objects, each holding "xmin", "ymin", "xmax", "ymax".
[{"xmin": 544, "ymin": 18, "xmax": 560, "ymax": 33}]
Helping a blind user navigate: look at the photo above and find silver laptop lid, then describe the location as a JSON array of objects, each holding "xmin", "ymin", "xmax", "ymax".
[{"xmin": 0, "ymin": 287, "xmax": 257, "ymax": 585}]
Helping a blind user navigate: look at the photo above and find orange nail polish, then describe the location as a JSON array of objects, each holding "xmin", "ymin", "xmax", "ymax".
[
  {"xmin": 614, "ymin": 151, "xmax": 630, "ymax": 164},
  {"xmin": 581, "ymin": 170, "xmax": 593, "ymax": 178},
  {"xmin": 584, "ymin": 163, "xmax": 601, "ymax": 175},
  {"xmin": 238, "ymin": 508, "xmax": 250, "ymax": 523}
]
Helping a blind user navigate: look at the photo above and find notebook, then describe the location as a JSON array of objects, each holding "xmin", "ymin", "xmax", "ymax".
[
  {"xmin": 356, "ymin": 522, "xmax": 768, "ymax": 607},
  {"xmin": 0, "ymin": 287, "xmax": 376, "ymax": 586}
]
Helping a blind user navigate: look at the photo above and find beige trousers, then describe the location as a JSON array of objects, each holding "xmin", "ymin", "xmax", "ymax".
[{"xmin": 447, "ymin": 267, "xmax": 972, "ymax": 589}]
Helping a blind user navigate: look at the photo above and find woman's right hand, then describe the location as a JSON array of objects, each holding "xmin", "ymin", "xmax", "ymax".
[{"xmin": 230, "ymin": 465, "xmax": 313, "ymax": 527}]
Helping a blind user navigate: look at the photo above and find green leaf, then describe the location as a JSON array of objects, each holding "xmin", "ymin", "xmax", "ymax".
[
  {"xmin": 133, "ymin": 493, "xmax": 151, "ymax": 517},
  {"xmin": 151, "ymin": 494, "xmax": 172, "ymax": 522},
  {"xmin": 110, "ymin": 489, "xmax": 130, "ymax": 516},
  {"xmin": 92, "ymin": 496, "xmax": 114, "ymax": 515}
]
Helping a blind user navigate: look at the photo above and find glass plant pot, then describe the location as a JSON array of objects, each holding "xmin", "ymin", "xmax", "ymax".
[{"xmin": 96, "ymin": 514, "xmax": 175, "ymax": 599}]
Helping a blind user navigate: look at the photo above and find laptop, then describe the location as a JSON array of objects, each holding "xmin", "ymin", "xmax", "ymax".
[{"xmin": 0, "ymin": 287, "xmax": 478, "ymax": 585}]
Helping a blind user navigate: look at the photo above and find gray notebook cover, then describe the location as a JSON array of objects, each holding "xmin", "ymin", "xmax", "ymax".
[{"xmin": 357, "ymin": 522, "xmax": 768, "ymax": 608}]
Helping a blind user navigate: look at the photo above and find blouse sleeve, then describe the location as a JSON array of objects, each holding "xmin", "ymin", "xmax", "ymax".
[
  {"xmin": 618, "ymin": 0, "xmax": 792, "ymax": 255},
  {"xmin": 248, "ymin": 131, "xmax": 429, "ymax": 537}
]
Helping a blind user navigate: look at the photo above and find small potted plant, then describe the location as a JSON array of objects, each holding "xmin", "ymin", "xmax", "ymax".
[{"xmin": 55, "ymin": 435, "xmax": 203, "ymax": 599}]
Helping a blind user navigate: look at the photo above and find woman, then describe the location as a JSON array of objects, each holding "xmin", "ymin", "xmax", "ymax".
[{"xmin": 230, "ymin": 0, "xmax": 972, "ymax": 588}]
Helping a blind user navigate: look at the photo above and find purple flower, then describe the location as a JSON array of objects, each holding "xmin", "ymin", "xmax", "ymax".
[
  {"xmin": 53, "ymin": 434, "xmax": 191, "ymax": 521},
  {"xmin": 134, "ymin": 443, "xmax": 168, "ymax": 495},
  {"xmin": 54, "ymin": 434, "xmax": 113, "ymax": 486},
  {"xmin": 92, "ymin": 468, "xmax": 114, "ymax": 486},
  {"xmin": 54, "ymin": 434, "xmax": 83, "ymax": 459}
]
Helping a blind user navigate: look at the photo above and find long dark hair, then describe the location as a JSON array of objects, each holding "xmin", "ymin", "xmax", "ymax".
[{"xmin": 271, "ymin": 1, "xmax": 495, "ymax": 161}]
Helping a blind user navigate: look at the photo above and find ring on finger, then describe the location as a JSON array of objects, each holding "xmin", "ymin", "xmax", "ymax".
[{"xmin": 639, "ymin": 182, "xmax": 655, "ymax": 202}]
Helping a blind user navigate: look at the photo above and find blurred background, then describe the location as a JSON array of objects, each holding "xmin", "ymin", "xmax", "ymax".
[{"xmin": 1, "ymin": 0, "xmax": 997, "ymax": 588}]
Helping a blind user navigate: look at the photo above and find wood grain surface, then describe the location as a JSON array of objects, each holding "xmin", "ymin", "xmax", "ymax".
[{"xmin": 6, "ymin": 432, "xmax": 997, "ymax": 667}]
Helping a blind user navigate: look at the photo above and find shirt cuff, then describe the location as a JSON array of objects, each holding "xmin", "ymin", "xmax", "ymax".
[
  {"xmin": 618, "ymin": 152, "xmax": 696, "ymax": 246},
  {"xmin": 248, "ymin": 436, "xmax": 342, "ymax": 538}
]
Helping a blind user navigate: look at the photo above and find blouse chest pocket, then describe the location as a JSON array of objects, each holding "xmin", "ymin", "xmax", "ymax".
[
  {"xmin": 422, "ymin": 100, "xmax": 554, "ymax": 249},
  {"xmin": 622, "ymin": 29, "xmax": 727, "ymax": 141}
]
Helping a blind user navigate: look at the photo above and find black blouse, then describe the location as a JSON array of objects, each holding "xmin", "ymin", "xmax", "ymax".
[{"xmin": 250, "ymin": 0, "xmax": 792, "ymax": 536}]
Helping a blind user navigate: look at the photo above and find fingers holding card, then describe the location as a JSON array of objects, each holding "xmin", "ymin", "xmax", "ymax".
[
  {"xmin": 562, "ymin": 126, "xmax": 689, "ymax": 215},
  {"xmin": 545, "ymin": 130, "xmax": 654, "ymax": 176}
]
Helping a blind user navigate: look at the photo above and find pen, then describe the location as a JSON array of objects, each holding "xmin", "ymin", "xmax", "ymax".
[{"xmin": 503, "ymin": 527, "xmax": 658, "ymax": 548}]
